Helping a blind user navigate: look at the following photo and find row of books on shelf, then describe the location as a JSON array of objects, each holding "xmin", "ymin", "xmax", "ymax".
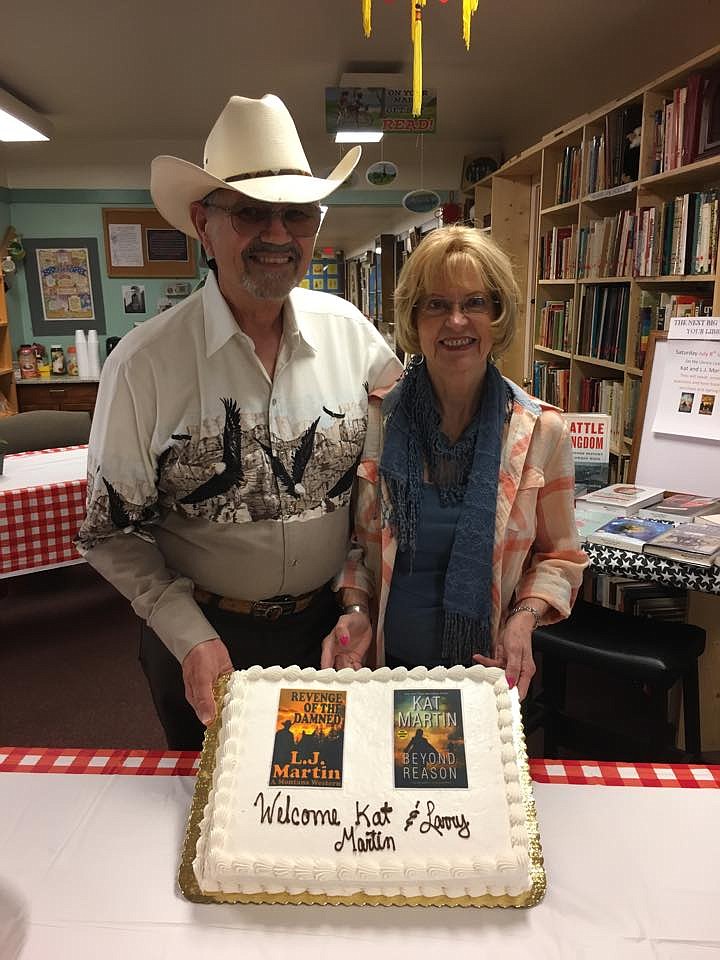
[
  {"xmin": 536, "ymin": 286, "xmax": 712, "ymax": 371},
  {"xmin": 635, "ymin": 290, "xmax": 712, "ymax": 368},
  {"xmin": 554, "ymin": 144, "xmax": 582, "ymax": 205},
  {"xmin": 539, "ymin": 226, "xmax": 577, "ymax": 280},
  {"xmin": 536, "ymin": 298, "xmax": 573, "ymax": 352},
  {"xmin": 577, "ymin": 484, "xmax": 720, "ymax": 567},
  {"xmin": 538, "ymin": 188, "xmax": 719, "ymax": 281},
  {"xmin": 635, "ymin": 190, "xmax": 719, "ymax": 277},
  {"xmin": 534, "ymin": 385, "xmax": 630, "ymax": 448},
  {"xmin": 585, "ymin": 572, "xmax": 688, "ymax": 622},
  {"xmin": 576, "ymin": 283, "xmax": 628, "ymax": 363},
  {"xmin": 651, "ymin": 68, "xmax": 717, "ymax": 175},
  {"xmin": 586, "ymin": 103, "xmax": 642, "ymax": 195},
  {"xmin": 532, "ymin": 360, "xmax": 569, "ymax": 410},
  {"xmin": 577, "ymin": 210, "xmax": 635, "ymax": 279}
]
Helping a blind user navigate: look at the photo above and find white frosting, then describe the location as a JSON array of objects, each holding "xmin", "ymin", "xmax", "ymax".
[{"xmin": 193, "ymin": 664, "xmax": 530, "ymax": 899}]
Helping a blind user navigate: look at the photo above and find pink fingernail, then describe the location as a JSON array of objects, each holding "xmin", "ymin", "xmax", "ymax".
[
  {"xmin": 507, "ymin": 675, "xmax": 516, "ymax": 689},
  {"xmin": 340, "ymin": 635, "xmax": 349, "ymax": 646}
]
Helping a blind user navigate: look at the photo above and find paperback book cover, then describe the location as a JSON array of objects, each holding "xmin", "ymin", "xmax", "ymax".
[
  {"xmin": 563, "ymin": 413, "xmax": 611, "ymax": 491},
  {"xmin": 588, "ymin": 515, "xmax": 675, "ymax": 552},
  {"xmin": 393, "ymin": 689, "xmax": 468, "ymax": 789},
  {"xmin": 644, "ymin": 523, "xmax": 720, "ymax": 566},
  {"xmin": 639, "ymin": 494, "xmax": 720, "ymax": 522},
  {"xmin": 269, "ymin": 688, "xmax": 346, "ymax": 788},
  {"xmin": 579, "ymin": 483, "xmax": 665, "ymax": 510}
]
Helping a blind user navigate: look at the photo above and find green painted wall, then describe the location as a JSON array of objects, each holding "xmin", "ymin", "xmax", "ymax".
[{"xmin": 5, "ymin": 189, "xmax": 202, "ymax": 361}]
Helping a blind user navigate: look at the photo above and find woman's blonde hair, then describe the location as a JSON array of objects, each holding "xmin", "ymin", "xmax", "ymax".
[{"xmin": 393, "ymin": 226, "xmax": 520, "ymax": 357}]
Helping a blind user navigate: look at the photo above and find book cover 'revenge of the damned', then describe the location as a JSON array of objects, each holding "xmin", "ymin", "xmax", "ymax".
[
  {"xmin": 269, "ymin": 688, "xmax": 346, "ymax": 788},
  {"xmin": 393, "ymin": 689, "xmax": 468, "ymax": 788}
]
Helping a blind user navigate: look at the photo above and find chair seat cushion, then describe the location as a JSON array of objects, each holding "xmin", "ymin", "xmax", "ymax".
[{"xmin": 533, "ymin": 600, "xmax": 705, "ymax": 680}]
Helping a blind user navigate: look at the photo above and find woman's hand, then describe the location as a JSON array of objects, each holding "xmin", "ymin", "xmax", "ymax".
[
  {"xmin": 321, "ymin": 610, "xmax": 372, "ymax": 670},
  {"xmin": 473, "ymin": 610, "xmax": 536, "ymax": 700}
]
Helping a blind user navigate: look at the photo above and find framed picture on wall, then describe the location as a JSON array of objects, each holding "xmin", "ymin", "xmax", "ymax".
[{"xmin": 23, "ymin": 237, "xmax": 106, "ymax": 336}]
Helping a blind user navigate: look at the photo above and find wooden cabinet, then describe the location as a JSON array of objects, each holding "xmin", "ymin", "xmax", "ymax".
[
  {"xmin": 17, "ymin": 381, "xmax": 99, "ymax": 418},
  {"xmin": 474, "ymin": 42, "xmax": 720, "ymax": 483}
]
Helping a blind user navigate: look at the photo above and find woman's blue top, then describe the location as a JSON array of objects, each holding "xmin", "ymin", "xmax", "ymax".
[{"xmin": 384, "ymin": 483, "xmax": 461, "ymax": 667}]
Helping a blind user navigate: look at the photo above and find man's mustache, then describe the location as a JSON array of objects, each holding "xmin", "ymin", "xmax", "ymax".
[{"xmin": 245, "ymin": 242, "xmax": 301, "ymax": 260}]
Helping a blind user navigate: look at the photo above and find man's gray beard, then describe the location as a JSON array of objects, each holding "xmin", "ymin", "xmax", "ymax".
[{"xmin": 239, "ymin": 262, "xmax": 303, "ymax": 300}]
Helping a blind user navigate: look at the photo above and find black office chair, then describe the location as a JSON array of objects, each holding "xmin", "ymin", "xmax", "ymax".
[
  {"xmin": 0, "ymin": 410, "xmax": 91, "ymax": 454},
  {"xmin": 526, "ymin": 599, "xmax": 705, "ymax": 761}
]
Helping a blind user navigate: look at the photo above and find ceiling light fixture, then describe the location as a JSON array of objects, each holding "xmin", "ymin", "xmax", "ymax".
[
  {"xmin": 335, "ymin": 130, "xmax": 384, "ymax": 143},
  {"xmin": 0, "ymin": 88, "xmax": 53, "ymax": 141}
]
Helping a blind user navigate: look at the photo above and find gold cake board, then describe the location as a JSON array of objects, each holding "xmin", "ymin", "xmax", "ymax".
[{"xmin": 179, "ymin": 672, "xmax": 546, "ymax": 907}]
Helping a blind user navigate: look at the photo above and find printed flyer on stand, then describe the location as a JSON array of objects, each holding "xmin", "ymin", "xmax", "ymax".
[{"xmin": 652, "ymin": 318, "xmax": 720, "ymax": 442}]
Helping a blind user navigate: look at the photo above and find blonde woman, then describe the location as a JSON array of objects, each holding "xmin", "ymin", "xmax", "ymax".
[{"xmin": 327, "ymin": 226, "xmax": 587, "ymax": 698}]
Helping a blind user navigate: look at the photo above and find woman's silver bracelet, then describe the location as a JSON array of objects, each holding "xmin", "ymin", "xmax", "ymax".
[{"xmin": 508, "ymin": 603, "xmax": 541, "ymax": 630}]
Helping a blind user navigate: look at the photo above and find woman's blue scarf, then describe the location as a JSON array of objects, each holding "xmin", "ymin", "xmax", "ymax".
[{"xmin": 380, "ymin": 357, "xmax": 510, "ymax": 664}]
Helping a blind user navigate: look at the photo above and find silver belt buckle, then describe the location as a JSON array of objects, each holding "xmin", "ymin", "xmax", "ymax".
[{"xmin": 255, "ymin": 601, "xmax": 285, "ymax": 621}]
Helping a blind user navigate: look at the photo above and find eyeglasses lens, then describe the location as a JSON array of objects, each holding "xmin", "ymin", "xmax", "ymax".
[{"xmin": 231, "ymin": 205, "xmax": 321, "ymax": 237}]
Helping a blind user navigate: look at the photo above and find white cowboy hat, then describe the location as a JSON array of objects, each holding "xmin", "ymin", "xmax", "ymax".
[{"xmin": 151, "ymin": 94, "xmax": 361, "ymax": 239}]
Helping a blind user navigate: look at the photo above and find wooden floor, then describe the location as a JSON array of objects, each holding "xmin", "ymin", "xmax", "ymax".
[{"xmin": 1, "ymin": 564, "xmax": 165, "ymax": 749}]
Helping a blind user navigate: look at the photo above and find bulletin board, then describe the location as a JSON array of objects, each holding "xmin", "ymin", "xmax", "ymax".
[
  {"xmin": 101, "ymin": 207, "xmax": 197, "ymax": 278},
  {"xmin": 630, "ymin": 331, "xmax": 720, "ymax": 498}
]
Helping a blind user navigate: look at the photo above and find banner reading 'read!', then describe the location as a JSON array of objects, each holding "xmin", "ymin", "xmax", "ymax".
[{"xmin": 325, "ymin": 87, "xmax": 436, "ymax": 134}]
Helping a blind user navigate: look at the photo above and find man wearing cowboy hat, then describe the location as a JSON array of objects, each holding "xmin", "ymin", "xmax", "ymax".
[{"xmin": 76, "ymin": 95, "xmax": 402, "ymax": 749}]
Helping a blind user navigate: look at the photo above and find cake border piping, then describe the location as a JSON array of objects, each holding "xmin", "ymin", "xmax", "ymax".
[{"xmin": 178, "ymin": 669, "xmax": 546, "ymax": 908}]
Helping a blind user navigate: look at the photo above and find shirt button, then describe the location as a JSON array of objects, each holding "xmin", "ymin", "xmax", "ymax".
[{"xmin": 271, "ymin": 398, "xmax": 277, "ymax": 406}]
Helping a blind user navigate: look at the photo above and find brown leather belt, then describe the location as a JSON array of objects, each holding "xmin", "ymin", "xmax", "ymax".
[{"xmin": 193, "ymin": 584, "xmax": 324, "ymax": 621}]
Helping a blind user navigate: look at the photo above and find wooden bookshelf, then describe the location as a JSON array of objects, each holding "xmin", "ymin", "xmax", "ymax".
[
  {"xmin": 0, "ymin": 265, "xmax": 18, "ymax": 418},
  {"xmin": 473, "ymin": 42, "xmax": 720, "ymax": 482}
]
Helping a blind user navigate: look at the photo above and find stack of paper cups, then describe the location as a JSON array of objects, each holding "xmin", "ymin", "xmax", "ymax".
[
  {"xmin": 86, "ymin": 329, "xmax": 101, "ymax": 379},
  {"xmin": 75, "ymin": 329, "xmax": 90, "ymax": 379}
]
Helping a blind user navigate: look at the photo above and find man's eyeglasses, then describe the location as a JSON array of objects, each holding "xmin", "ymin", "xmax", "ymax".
[
  {"xmin": 202, "ymin": 201, "xmax": 322, "ymax": 238},
  {"xmin": 417, "ymin": 294, "xmax": 499, "ymax": 318}
]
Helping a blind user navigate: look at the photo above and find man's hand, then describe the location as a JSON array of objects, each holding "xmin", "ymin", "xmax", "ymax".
[
  {"xmin": 182, "ymin": 638, "xmax": 233, "ymax": 725},
  {"xmin": 321, "ymin": 610, "xmax": 372, "ymax": 670}
]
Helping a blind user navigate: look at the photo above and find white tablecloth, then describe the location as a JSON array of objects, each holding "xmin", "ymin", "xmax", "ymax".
[
  {"xmin": 0, "ymin": 447, "xmax": 87, "ymax": 490},
  {"xmin": 1, "ymin": 770, "xmax": 718, "ymax": 960}
]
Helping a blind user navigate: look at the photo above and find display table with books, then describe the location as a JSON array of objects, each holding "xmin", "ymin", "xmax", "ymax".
[
  {"xmin": 584, "ymin": 541, "xmax": 720, "ymax": 595},
  {"xmin": 577, "ymin": 484, "xmax": 720, "ymax": 593}
]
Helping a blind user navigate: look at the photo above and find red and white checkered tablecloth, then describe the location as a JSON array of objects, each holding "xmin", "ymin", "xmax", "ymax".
[
  {"xmin": 0, "ymin": 445, "xmax": 88, "ymax": 575},
  {"xmin": 1, "ymin": 747, "xmax": 718, "ymax": 787}
]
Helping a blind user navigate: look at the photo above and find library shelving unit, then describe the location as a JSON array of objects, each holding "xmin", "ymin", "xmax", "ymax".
[
  {"xmin": 473, "ymin": 43, "xmax": 720, "ymax": 480},
  {"xmin": 0, "ymin": 268, "xmax": 18, "ymax": 419}
]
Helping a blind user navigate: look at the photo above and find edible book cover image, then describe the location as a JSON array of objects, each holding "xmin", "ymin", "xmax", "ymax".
[
  {"xmin": 393, "ymin": 689, "xmax": 468, "ymax": 788},
  {"xmin": 269, "ymin": 688, "xmax": 346, "ymax": 787}
]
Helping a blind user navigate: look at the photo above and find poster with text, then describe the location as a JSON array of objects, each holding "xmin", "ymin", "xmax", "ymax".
[
  {"xmin": 36, "ymin": 247, "xmax": 95, "ymax": 321},
  {"xmin": 652, "ymin": 341, "xmax": 720, "ymax": 441}
]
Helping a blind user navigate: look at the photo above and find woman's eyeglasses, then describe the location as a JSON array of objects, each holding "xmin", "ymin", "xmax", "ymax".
[
  {"xmin": 417, "ymin": 294, "xmax": 499, "ymax": 318},
  {"xmin": 203, "ymin": 201, "xmax": 322, "ymax": 237}
]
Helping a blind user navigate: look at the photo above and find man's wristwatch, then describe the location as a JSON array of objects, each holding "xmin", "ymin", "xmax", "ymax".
[
  {"xmin": 508, "ymin": 603, "xmax": 541, "ymax": 630},
  {"xmin": 343, "ymin": 603, "xmax": 369, "ymax": 617}
]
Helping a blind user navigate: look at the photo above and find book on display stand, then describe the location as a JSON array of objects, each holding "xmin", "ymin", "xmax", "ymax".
[
  {"xmin": 587, "ymin": 515, "xmax": 675, "ymax": 552},
  {"xmin": 578, "ymin": 483, "xmax": 665, "ymax": 512}
]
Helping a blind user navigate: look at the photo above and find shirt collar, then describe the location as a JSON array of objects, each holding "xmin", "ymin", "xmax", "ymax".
[
  {"xmin": 202, "ymin": 270, "xmax": 244, "ymax": 358},
  {"xmin": 202, "ymin": 272, "xmax": 317, "ymax": 359}
]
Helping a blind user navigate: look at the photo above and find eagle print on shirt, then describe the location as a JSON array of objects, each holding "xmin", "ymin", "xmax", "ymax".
[{"xmin": 78, "ymin": 392, "xmax": 367, "ymax": 548}]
